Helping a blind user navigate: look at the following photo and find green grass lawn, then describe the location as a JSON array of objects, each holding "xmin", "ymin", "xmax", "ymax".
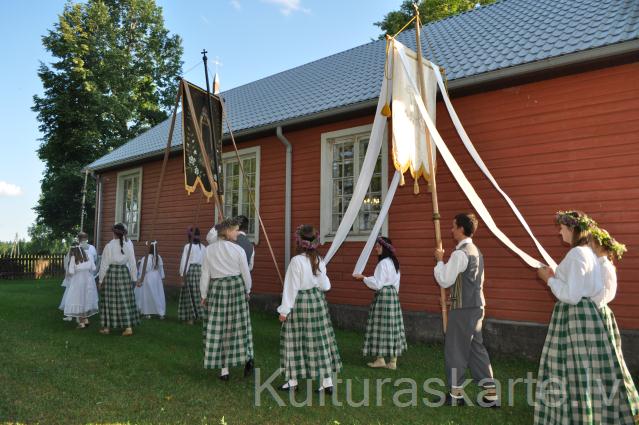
[{"xmin": 0, "ymin": 279, "xmax": 539, "ymax": 425}]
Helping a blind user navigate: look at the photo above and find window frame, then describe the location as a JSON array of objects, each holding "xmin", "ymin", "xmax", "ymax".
[
  {"xmin": 320, "ymin": 124, "xmax": 389, "ymax": 243},
  {"xmin": 114, "ymin": 167, "xmax": 143, "ymax": 241},
  {"xmin": 220, "ymin": 146, "xmax": 261, "ymax": 244}
]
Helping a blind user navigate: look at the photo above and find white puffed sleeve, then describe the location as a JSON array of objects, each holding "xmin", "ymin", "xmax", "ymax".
[
  {"xmin": 238, "ymin": 246, "xmax": 252, "ymax": 294},
  {"xmin": 98, "ymin": 244, "xmax": 112, "ymax": 284},
  {"xmin": 277, "ymin": 257, "xmax": 302, "ymax": 316},
  {"xmin": 158, "ymin": 255, "xmax": 165, "ymax": 280},
  {"xmin": 363, "ymin": 259, "xmax": 398, "ymax": 291},
  {"xmin": 200, "ymin": 249, "xmax": 211, "ymax": 299},
  {"xmin": 317, "ymin": 259, "xmax": 331, "ymax": 292},
  {"xmin": 548, "ymin": 254, "xmax": 589, "ymax": 305}
]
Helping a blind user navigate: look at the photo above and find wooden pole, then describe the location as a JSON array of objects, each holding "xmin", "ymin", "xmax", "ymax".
[
  {"xmin": 138, "ymin": 84, "xmax": 182, "ymax": 284},
  {"xmin": 80, "ymin": 169, "xmax": 89, "ymax": 233},
  {"xmin": 413, "ymin": 4, "xmax": 448, "ymax": 334}
]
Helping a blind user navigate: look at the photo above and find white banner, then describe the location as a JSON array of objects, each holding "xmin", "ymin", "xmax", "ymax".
[{"xmin": 395, "ymin": 42, "xmax": 548, "ymax": 269}]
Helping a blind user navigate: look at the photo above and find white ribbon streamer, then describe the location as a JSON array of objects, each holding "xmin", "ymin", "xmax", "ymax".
[
  {"xmin": 352, "ymin": 170, "xmax": 402, "ymax": 274},
  {"xmin": 395, "ymin": 43, "xmax": 547, "ymax": 269},
  {"xmin": 429, "ymin": 64, "xmax": 557, "ymax": 268},
  {"xmin": 324, "ymin": 71, "xmax": 391, "ymax": 265}
]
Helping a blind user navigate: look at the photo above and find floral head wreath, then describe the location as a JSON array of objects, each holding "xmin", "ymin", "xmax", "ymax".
[
  {"xmin": 555, "ymin": 211, "xmax": 596, "ymax": 232},
  {"xmin": 590, "ymin": 227, "xmax": 627, "ymax": 260},
  {"xmin": 295, "ymin": 225, "xmax": 320, "ymax": 250},
  {"xmin": 376, "ymin": 236, "xmax": 396, "ymax": 255}
]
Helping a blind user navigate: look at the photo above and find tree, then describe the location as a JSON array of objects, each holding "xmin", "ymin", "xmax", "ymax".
[
  {"xmin": 32, "ymin": 0, "xmax": 183, "ymax": 240},
  {"xmin": 375, "ymin": 0, "xmax": 496, "ymax": 39}
]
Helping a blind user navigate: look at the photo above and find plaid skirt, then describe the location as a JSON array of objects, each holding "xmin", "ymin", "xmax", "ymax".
[
  {"xmin": 599, "ymin": 305, "xmax": 639, "ymax": 420},
  {"xmin": 99, "ymin": 264, "xmax": 140, "ymax": 329},
  {"xmin": 363, "ymin": 285, "xmax": 407, "ymax": 358},
  {"xmin": 203, "ymin": 275, "xmax": 253, "ymax": 369},
  {"xmin": 534, "ymin": 298, "xmax": 639, "ymax": 425},
  {"xmin": 280, "ymin": 287, "xmax": 342, "ymax": 381},
  {"xmin": 178, "ymin": 264, "xmax": 203, "ymax": 321}
]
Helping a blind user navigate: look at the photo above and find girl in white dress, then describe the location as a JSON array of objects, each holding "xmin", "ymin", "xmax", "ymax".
[
  {"xmin": 59, "ymin": 246, "xmax": 73, "ymax": 321},
  {"xmin": 134, "ymin": 241, "xmax": 166, "ymax": 319},
  {"xmin": 64, "ymin": 244, "xmax": 98, "ymax": 328}
]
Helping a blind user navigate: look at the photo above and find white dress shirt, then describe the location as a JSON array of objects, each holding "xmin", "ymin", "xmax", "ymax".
[
  {"xmin": 200, "ymin": 239, "xmax": 252, "ymax": 297},
  {"xmin": 434, "ymin": 238, "xmax": 472, "ymax": 289},
  {"xmin": 592, "ymin": 256, "xmax": 617, "ymax": 307},
  {"xmin": 179, "ymin": 243, "xmax": 205, "ymax": 276},
  {"xmin": 277, "ymin": 254, "xmax": 331, "ymax": 316},
  {"xmin": 363, "ymin": 258, "xmax": 400, "ymax": 291},
  {"xmin": 99, "ymin": 238, "xmax": 138, "ymax": 283},
  {"xmin": 547, "ymin": 246, "xmax": 604, "ymax": 305}
]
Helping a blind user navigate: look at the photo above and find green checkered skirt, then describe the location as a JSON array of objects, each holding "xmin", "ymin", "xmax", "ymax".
[
  {"xmin": 363, "ymin": 285, "xmax": 407, "ymax": 358},
  {"xmin": 178, "ymin": 264, "xmax": 203, "ymax": 321},
  {"xmin": 99, "ymin": 264, "xmax": 140, "ymax": 329},
  {"xmin": 203, "ymin": 275, "xmax": 253, "ymax": 369},
  {"xmin": 280, "ymin": 287, "xmax": 342, "ymax": 381},
  {"xmin": 599, "ymin": 305, "xmax": 639, "ymax": 420},
  {"xmin": 534, "ymin": 298, "xmax": 639, "ymax": 425}
]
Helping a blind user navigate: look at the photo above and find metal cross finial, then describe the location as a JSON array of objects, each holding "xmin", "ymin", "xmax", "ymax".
[{"xmin": 201, "ymin": 49, "xmax": 208, "ymax": 61}]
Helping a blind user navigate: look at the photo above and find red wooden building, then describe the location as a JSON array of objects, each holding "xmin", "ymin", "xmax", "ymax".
[{"xmin": 87, "ymin": 0, "xmax": 639, "ymax": 361}]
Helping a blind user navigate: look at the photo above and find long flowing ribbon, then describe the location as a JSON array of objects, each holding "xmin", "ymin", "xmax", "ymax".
[
  {"xmin": 352, "ymin": 171, "xmax": 402, "ymax": 274},
  {"xmin": 395, "ymin": 43, "xmax": 548, "ymax": 269},
  {"xmin": 324, "ymin": 60, "xmax": 392, "ymax": 264},
  {"xmin": 429, "ymin": 63, "xmax": 557, "ymax": 268}
]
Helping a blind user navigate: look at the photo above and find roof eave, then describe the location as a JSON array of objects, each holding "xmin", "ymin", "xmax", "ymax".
[{"xmin": 86, "ymin": 39, "xmax": 639, "ymax": 173}]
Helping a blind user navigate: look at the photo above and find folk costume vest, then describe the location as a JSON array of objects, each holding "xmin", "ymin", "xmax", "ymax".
[{"xmin": 450, "ymin": 242, "xmax": 485, "ymax": 310}]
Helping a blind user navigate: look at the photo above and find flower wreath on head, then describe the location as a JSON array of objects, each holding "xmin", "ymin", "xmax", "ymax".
[
  {"xmin": 376, "ymin": 236, "xmax": 396, "ymax": 255},
  {"xmin": 590, "ymin": 227, "xmax": 627, "ymax": 260},
  {"xmin": 555, "ymin": 211, "xmax": 597, "ymax": 232},
  {"xmin": 295, "ymin": 225, "xmax": 320, "ymax": 250}
]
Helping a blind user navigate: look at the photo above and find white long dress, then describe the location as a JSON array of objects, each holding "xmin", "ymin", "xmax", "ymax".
[
  {"xmin": 58, "ymin": 253, "xmax": 72, "ymax": 312},
  {"xmin": 64, "ymin": 256, "xmax": 99, "ymax": 318},
  {"xmin": 134, "ymin": 255, "xmax": 166, "ymax": 316}
]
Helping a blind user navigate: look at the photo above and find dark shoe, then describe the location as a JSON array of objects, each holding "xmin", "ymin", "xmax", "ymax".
[
  {"xmin": 480, "ymin": 396, "xmax": 500, "ymax": 408},
  {"xmin": 219, "ymin": 374, "xmax": 230, "ymax": 382},
  {"xmin": 445, "ymin": 394, "xmax": 465, "ymax": 406},
  {"xmin": 244, "ymin": 359, "xmax": 254, "ymax": 377},
  {"xmin": 315, "ymin": 386, "xmax": 333, "ymax": 396},
  {"xmin": 278, "ymin": 383, "xmax": 297, "ymax": 392}
]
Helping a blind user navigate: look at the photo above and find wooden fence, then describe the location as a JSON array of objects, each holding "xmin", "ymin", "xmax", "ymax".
[{"xmin": 0, "ymin": 254, "xmax": 66, "ymax": 280}]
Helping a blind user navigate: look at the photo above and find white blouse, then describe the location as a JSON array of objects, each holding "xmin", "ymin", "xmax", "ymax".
[
  {"xmin": 363, "ymin": 258, "xmax": 400, "ymax": 291},
  {"xmin": 137, "ymin": 255, "xmax": 166, "ymax": 280},
  {"xmin": 547, "ymin": 246, "xmax": 604, "ymax": 305},
  {"xmin": 99, "ymin": 238, "xmax": 138, "ymax": 283},
  {"xmin": 592, "ymin": 256, "xmax": 617, "ymax": 307},
  {"xmin": 68, "ymin": 256, "xmax": 96, "ymax": 275},
  {"xmin": 179, "ymin": 243, "xmax": 205, "ymax": 276},
  {"xmin": 277, "ymin": 254, "xmax": 331, "ymax": 316},
  {"xmin": 200, "ymin": 239, "xmax": 252, "ymax": 297}
]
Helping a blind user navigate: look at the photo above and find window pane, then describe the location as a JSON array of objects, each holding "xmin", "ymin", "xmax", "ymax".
[{"xmin": 222, "ymin": 155, "xmax": 257, "ymax": 238}]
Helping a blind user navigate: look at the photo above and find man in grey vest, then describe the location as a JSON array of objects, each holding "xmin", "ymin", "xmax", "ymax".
[
  {"xmin": 434, "ymin": 212, "xmax": 498, "ymax": 407},
  {"xmin": 234, "ymin": 215, "xmax": 254, "ymax": 271}
]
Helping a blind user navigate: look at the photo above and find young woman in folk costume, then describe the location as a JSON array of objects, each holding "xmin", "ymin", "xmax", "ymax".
[
  {"xmin": 535, "ymin": 211, "xmax": 638, "ymax": 424},
  {"xmin": 98, "ymin": 223, "xmax": 139, "ymax": 336},
  {"xmin": 134, "ymin": 241, "xmax": 166, "ymax": 319},
  {"xmin": 63, "ymin": 241, "xmax": 98, "ymax": 328},
  {"xmin": 589, "ymin": 226, "xmax": 639, "ymax": 420},
  {"xmin": 59, "ymin": 243, "xmax": 74, "ymax": 321},
  {"xmin": 277, "ymin": 225, "xmax": 342, "ymax": 394},
  {"xmin": 178, "ymin": 227, "xmax": 206, "ymax": 324},
  {"xmin": 200, "ymin": 218, "xmax": 254, "ymax": 381},
  {"xmin": 353, "ymin": 236, "xmax": 406, "ymax": 370}
]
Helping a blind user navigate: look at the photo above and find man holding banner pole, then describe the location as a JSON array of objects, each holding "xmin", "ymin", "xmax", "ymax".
[{"xmin": 434, "ymin": 212, "xmax": 498, "ymax": 408}]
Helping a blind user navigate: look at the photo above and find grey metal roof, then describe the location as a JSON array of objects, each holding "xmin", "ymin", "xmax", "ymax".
[{"xmin": 87, "ymin": 0, "xmax": 639, "ymax": 171}]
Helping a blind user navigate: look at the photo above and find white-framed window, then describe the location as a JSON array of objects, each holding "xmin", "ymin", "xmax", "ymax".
[
  {"xmin": 320, "ymin": 124, "xmax": 388, "ymax": 242},
  {"xmin": 115, "ymin": 167, "xmax": 143, "ymax": 240},
  {"xmin": 221, "ymin": 146, "xmax": 260, "ymax": 243}
]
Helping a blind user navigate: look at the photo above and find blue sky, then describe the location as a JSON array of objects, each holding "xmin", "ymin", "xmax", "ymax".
[{"xmin": 0, "ymin": 0, "xmax": 401, "ymax": 241}]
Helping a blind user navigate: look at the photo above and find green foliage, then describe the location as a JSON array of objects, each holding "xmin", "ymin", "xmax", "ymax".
[
  {"xmin": 375, "ymin": 0, "xmax": 497, "ymax": 39},
  {"xmin": 32, "ymin": 0, "xmax": 183, "ymax": 240}
]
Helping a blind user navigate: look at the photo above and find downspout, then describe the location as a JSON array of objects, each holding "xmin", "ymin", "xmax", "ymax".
[{"xmin": 275, "ymin": 126, "xmax": 292, "ymax": 271}]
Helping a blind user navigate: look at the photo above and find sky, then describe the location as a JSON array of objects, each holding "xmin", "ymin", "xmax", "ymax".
[{"xmin": 0, "ymin": 0, "xmax": 403, "ymax": 242}]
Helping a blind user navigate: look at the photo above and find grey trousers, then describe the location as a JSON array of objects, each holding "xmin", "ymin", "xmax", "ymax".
[{"xmin": 444, "ymin": 307, "xmax": 495, "ymax": 388}]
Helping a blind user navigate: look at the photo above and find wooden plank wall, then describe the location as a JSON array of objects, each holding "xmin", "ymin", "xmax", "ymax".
[{"xmin": 97, "ymin": 62, "xmax": 639, "ymax": 329}]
